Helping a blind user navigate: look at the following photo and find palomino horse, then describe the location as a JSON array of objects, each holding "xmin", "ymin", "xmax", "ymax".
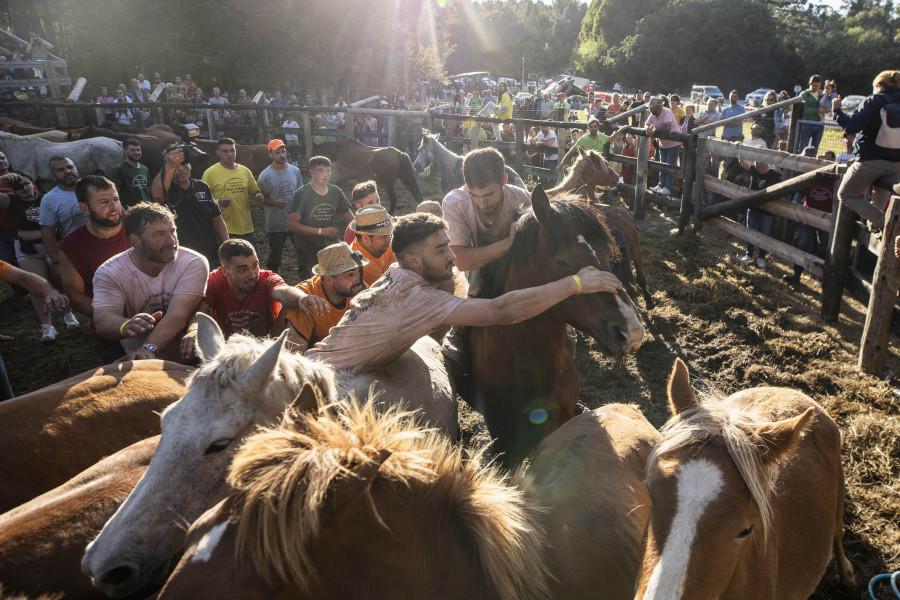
[
  {"xmin": 635, "ymin": 359, "xmax": 857, "ymax": 600},
  {"xmin": 470, "ymin": 187, "xmax": 644, "ymax": 466},
  {"xmin": 314, "ymin": 139, "xmax": 422, "ymax": 214},
  {"xmin": 0, "ymin": 131, "xmax": 122, "ymax": 190},
  {"xmin": 0, "ymin": 437, "xmax": 157, "ymax": 599},
  {"xmin": 157, "ymin": 391, "xmax": 658, "ymax": 599},
  {"xmin": 82, "ymin": 314, "xmax": 456, "ymax": 598},
  {"xmin": 413, "ymin": 129, "xmax": 526, "ymax": 193},
  {"xmin": 0, "ymin": 360, "xmax": 190, "ymax": 512}
]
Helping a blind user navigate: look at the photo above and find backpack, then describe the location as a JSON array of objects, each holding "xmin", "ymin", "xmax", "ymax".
[{"xmin": 875, "ymin": 99, "xmax": 900, "ymax": 150}]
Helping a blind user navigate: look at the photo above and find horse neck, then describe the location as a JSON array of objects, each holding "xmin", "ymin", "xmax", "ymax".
[
  {"xmin": 432, "ymin": 138, "xmax": 461, "ymax": 171},
  {"xmin": 549, "ymin": 161, "xmax": 586, "ymax": 195}
]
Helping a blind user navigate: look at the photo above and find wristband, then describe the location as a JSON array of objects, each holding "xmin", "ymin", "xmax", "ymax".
[
  {"xmin": 120, "ymin": 320, "xmax": 129, "ymax": 337},
  {"xmin": 318, "ymin": 227, "xmax": 322, "ymax": 236},
  {"xmin": 571, "ymin": 274, "xmax": 582, "ymax": 294}
]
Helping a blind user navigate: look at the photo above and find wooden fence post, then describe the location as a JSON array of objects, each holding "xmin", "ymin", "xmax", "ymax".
[
  {"xmin": 821, "ymin": 198, "xmax": 856, "ymax": 322},
  {"xmin": 693, "ymin": 136, "xmax": 707, "ymax": 231},
  {"xmin": 858, "ymin": 196, "xmax": 900, "ymax": 373},
  {"xmin": 678, "ymin": 135, "xmax": 697, "ymax": 234},
  {"xmin": 470, "ymin": 122, "xmax": 479, "ymax": 151},
  {"xmin": 634, "ymin": 134, "xmax": 650, "ymax": 220},
  {"xmin": 345, "ymin": 109, "xmax": 356, "ymax": 142},
  {"xmin": 206, "ymin": 109, "xmax": 217, "ymax": 141},
  {"xmin": 514, "ymin": 120, "xmax": 524, "ymax": 180},
  {"xmin": 387, "ymin": 116, "xmax": 396, "ymax": 147}
]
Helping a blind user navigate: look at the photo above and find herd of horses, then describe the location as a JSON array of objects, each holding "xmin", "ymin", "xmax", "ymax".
[{"xmin": 0, "ymin": 115, "xmax": 860, "ymax": 598}]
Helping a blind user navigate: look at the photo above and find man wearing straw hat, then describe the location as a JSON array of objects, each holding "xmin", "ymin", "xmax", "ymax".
[
  {"xmin": 307, "ymin": 213, "xmax": 623, "ymax": 371},
  {"xmin": 282, "ymin": 242, "xmax": 366, "ymax": 353},
  {"xmin": 348, "ymin": 205, "xmax": 396, "ymax": 287}
]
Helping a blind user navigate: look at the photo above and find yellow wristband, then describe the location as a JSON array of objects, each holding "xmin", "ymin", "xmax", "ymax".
[
  {"xmin": 120, "ymin": 320, "xmax": 129, "ymax": 337},
  {"xmin": 318, "ymin": 228, "xmax": 322, "ymax": 236},
  {"xmin": 571, "ymin": 274, "xmax": 582, "ymax": 294}
]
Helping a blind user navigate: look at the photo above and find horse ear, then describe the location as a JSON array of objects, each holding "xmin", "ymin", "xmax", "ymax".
[
  {"xmin": 754, "ymin": 407, "xmax": 815, "ymax": 466},
  {"xmin": 196, "ymin": 313, "xmax": 225, "ymax": 363},
  {"xmin": 327, "ymin": 448, "xmax": 392, "ymax": 517},
  {"xmin": 243, "ymin": 329, "xmax": 288, "ymax": 394},
  {"xmin": 578, "ymin": 146, "xmax": 587, "ymax": 158},
  {"xmin": 531, "ymin": 184, "xmax": 552, "ymax": 224},
  {"xmin": 290, "ymin": 382, "xmax": 320, "ymax": 416},
  {"xmin": 667, "ymin": 358, "xmax": 698, "ymax": 415}
]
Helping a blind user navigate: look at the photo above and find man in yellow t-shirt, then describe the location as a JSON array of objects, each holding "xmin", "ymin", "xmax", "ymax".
[
  {"xmin": 348, "ymin": 205, "xmax": 395, "ymax": 287},
  {"xmin": 281, "ymin": 242, "xmax": 366, "ymax": 353},
  {"xmin": 201, "ymin": 137, "xmax": 263, "ymax": 248}
]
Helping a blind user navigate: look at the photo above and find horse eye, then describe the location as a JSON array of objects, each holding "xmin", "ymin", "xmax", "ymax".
[
  {"xmin": 205, "ymin": 439, "xmax": 231, "ymax": 455},
  {"xmin": 736, "ymin": 526, "xmax": 754, "ymax": 539}
]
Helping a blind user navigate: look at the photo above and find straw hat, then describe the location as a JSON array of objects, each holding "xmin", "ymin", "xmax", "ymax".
[
  {"xmin": 349, "ymin": 206, "xmax": 393, "ymax": 236},
  {"xmin": 312, "ymin": 242, "xmax": 369, "ymax": 277}
]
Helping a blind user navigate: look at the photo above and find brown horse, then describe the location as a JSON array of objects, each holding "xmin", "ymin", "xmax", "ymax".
[
  {"xmin": 470, "ymin": 187, "xmax": 644, "ymax": 467},
  {"xmin": 635, "ymin": 359, "xmax": 858, "ymax": 599},
  {"xmin": 100, "ymin": 120, "xmax": 175, "ymax": 138},
  {"xmin": 0, "ymin": 437, "xmax": 157, "ymax": 600},
  {"xmin": 313, "ymin": 139, "xmax": 422, "ymax": 214},
  {"xmin": 551, "ymin": 148, "xmax": 652, "ymax": 307},
  {"xmin": 157, "ymin": 390, "xmax": 659, "ymax": 599},
  {"xmin": 0, "ymin": 360, "xmax": 190, "ymax": 513}
]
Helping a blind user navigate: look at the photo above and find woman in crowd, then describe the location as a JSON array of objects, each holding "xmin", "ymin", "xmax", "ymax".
[{"xmin": 755, "ymin": 91, "xmax": 779, "ymax": 148}]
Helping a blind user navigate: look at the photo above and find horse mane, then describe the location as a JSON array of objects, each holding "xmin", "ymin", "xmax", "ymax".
[
  {"xmin": 549, "ymin": 154, "xmax": 592, "ymax": 195},
  {"xmin": 185, "ymin": 333, "xmax": 338, "ymax": 408},
  {"xmin": 227, "ymin": 398, "xmax": 551, "ymax": 600},
  {"xmin": 649, "ymin": 393, "xmax": 780, "ymax": 544},
  {"xmin": 479, "ymin": 195, "xmax": 620, "ymax": 299}
]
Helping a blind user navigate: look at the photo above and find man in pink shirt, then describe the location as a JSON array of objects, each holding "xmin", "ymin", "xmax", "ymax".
[
  {"xmin": 645, "ymin": 97, "xmax": 682, "ymax": 196},
  {"xmin": 92, "ymin": 202, "xmax": 208, "ymax": 363}
]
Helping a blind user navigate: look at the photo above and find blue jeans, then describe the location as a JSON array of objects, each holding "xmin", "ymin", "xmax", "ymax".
[
  {"xmin": 798, "ymin": 122, "xmax": 824, "ymax": 153},
  {"xmin": 745, "ymin": 209, "xmax": 774, "ymax": 259},
  {"xmin": 0, "ymin": 229, "xmax": 16, "ymax": 264},
  {"xmin": 658, "ymin": 146, "xmax": 679, "ymax": 190}
]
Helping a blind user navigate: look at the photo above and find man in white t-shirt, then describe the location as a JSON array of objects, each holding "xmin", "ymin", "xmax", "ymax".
[
  {"xmin": 441, "ymin": 147, "xmax": 530, "ymax": 278},
  {"xmin": 533, "ymin": 124, "xmax": 559, "ymax": 185},
  {"xmin": 92, "ymin": 202, "xmax": 209, "ymax": 362},
  {"xmin": 307, "ymin": 212, "xmax": 623, "ymax": 371}
]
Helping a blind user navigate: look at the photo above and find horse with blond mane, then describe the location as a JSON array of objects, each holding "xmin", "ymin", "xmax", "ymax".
[
  {"xmin": 157, "ymin": 386, "xmax": 659, "ymax": 599},
  {"xmin": 635, "ymin": 359, "xmax": 857, "ymax": 599},
  {"xmin": 83, "ymin": 314, "xmax": 456, "ymax": 599}
]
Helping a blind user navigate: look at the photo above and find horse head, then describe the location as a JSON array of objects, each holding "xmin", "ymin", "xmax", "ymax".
[
  {"xmin": 413, "ymin": 131, "xmax": 436, "ymax": 174},
  {"xmin": 82, "ymin": 315, "xmax": 331, "ymax": 599},
  {"xmin": 514, "ymin": 186, "xmax": 643, "ymax": 356}
]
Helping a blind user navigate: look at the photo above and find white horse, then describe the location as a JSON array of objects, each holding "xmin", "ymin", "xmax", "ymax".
[
  {"xmin": 81, "ymin": 314, "xmax": 456, "ymax": 599},
  {"xmin": 0, "ymin": 131, "xmax": 121, "ymax": 188},
  {"xmin": 413, "ymin": 129, "xmax": 526, "ymax": 193}
]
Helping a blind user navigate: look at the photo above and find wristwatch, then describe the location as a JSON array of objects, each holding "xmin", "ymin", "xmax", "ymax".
[{"xmin": 141, "ymin": 343, "xmax": 158, "ymax": 356}]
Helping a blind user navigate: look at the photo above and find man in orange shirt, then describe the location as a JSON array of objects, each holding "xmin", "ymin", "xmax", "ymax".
[
  {"xmin": 348, "ymin": 205, "xmax": 395, "ymax": 287},
  {"xmin": 282, "ymin": 242, "xmax": 366, "ymax": 353}
]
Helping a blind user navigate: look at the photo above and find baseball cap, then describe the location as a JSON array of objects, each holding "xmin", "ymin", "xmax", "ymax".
[
  {"xmin": 267, "ymin": 139, "xmax": 285, "ymax": 151},
  {"xmin": 648, "ymin": 98, "xmax": 663, "ymax": 109}
]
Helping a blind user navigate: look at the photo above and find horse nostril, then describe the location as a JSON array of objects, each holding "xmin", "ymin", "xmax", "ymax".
[{"xmin": 98, "ymin": 563, "xmax": 140, "ymax": 589}]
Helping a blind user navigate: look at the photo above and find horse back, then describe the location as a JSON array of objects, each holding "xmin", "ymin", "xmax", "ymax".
[
  {"xmin": 0, "ymin": 360, "xmax": 191, "ymax": 512},
  {"xmin": 0, "ymin": 436, "xmax": 158, "ymax": 599},
  {"xmin": 523, "ymin": 404, "xmax": 660, "ymax": 599}
]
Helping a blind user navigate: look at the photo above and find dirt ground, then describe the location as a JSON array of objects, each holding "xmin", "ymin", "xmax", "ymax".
[{"xmin": 0, "ymin": 168, "xmax": 897, "ymax": 599}]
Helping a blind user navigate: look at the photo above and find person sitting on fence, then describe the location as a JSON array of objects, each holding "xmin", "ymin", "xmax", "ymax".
[
  {"xmin": 646, "ymin": 97, "xmax": 682, "ymax": 197},
  {"xmin": 831, "ymin": 69, "xmax": 900, "ymax": 232},
  {"xmin": 737, "ymin": 158, "xmax": 782, "ymax": 269}
]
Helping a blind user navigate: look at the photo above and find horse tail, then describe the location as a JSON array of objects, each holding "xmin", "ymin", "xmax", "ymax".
[{"xmin": 397, "ymin": 151, "xmax": 423, "ymax": 204}]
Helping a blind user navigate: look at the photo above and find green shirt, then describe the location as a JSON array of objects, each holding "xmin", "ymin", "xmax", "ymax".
[
  {"xmin": 108, "ymin": 161, "xmax": 151, "ymax": 208},
  {"xmin": 800, "ymin": 88, "xmax": 821, "ymax": 122},
  {"xmin": 574, "ymin": 132, "xmax": 609, "ymax": 153}
]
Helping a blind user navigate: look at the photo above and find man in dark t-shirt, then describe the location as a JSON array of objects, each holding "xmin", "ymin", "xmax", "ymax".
[
  {"xmin": 286, "ymin": 156, "xmax": 353, "ymax": 279},
  {"xmin": 160, "ymin": 146, "xmax": 229, "ymax": 268},
  {"xmin": 108, "ymin": 138, "xmax": 151, "ymax": 208}
]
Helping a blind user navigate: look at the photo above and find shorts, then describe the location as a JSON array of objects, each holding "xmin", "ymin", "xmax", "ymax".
[{"xmin": 15, "ymin": 239, "xmax": 51, "ymax": 265}]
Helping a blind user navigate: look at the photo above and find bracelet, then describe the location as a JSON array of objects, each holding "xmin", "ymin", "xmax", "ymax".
[
  {"xmin": 119, "ymin": 320, "xmax": 129, "ymax": 337},
  {"xmin": 318, "ymin": 227, "xmax": 322, "ymax": 236},
  {"xmin": 571, "ymin": 274, "xmax": 582, "ymax": 295}
]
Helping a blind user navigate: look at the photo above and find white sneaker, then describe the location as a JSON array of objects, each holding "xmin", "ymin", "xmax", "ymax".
[
  {"xmin": 41, "ymin": 323, "xmax": 58, "ymax": 342},
  {"xmin": 757, "ymin": 258, "xmax": 766, "ymax": 269},
  {"xmin": 63, "ymin": 312, "xmax": 80, "ymax": 328},
  {"xmin": 740, "ymin": 255, "xmax": 754, "ymax": 264},
  {"xmin": 658, "ymin": 187, "xmax": 671, "ymax": 196},
  {"xmin": 649, "ymin": 185, "xmax": 662, "ymax": 193}
]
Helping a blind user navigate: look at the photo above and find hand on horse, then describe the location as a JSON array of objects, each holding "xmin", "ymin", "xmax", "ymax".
[
  {"xmin": 118, "ymin": 346, "xmax": 157, "ymax": 363},
  {"xmin": 180, "ymin": 326, "xmax": 197, "ymax": 361},
  {"xmin": 298, "ymin": 293, "xmax": 330, "ymax": 317},
  {"xmin": 122, "ymin": 311, "xmax": 163, "ymax": 338},
  {"xmin": 573, "ymin": 267, "xmax": 623, "ymax": 295}
]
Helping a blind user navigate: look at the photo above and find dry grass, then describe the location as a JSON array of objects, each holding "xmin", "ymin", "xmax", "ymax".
[{"xmin": 1, "ymin": 169, "xmax": 898, "ymax": 598}]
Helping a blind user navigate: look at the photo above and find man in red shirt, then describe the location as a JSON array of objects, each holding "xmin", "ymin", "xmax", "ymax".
[
  {"xmin": 180, "ymin": 239, "xmax": 327, "ymax": 359},
  {"xmin": 58, "ymin": 176, "xmax": 131, "ymax": 362}
]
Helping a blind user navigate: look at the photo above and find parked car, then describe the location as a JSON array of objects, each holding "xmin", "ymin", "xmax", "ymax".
[
  {"xmin": 691, "ymin": 85, "xmax": 723, "ymax": 105},
  {"xmin": 515, "ymin": 92, "xmax": 533, "ymax": 103},
  {"xmin": 744, "ymin": 88, "xmax": 775, "ymax": 107},
  {"xmin": 840, "ymin": 95, "xmax": 867, "ymax": 113}
]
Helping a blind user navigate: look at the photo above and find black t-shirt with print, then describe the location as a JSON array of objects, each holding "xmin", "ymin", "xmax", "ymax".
[{"xmin": 165, "ymin": 178, "xmax": 222, "ymax": 264}]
